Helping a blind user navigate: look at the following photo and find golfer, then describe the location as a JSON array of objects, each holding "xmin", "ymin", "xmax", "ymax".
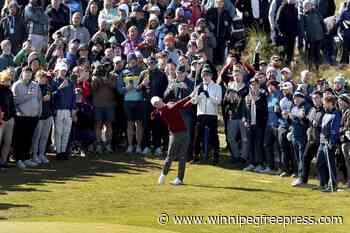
[{"xmin": 151, "ymin": 95, "xmax": 192, "ymax": 186}]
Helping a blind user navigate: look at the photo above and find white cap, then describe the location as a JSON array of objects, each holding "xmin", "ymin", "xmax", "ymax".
[
  {"xmin": 113, "ymin": 56, "xmax": 123, "ymax": 63},
  {"xmin": 281, "ymin": 81, "xmax": 293, "ymax": 91},
  {"xmin": 151, "ymin": 96, "xmax": 162, "ymax": 106},
  {"xmin": 118, "ymin": 3, "xmax": 129, "ymax": 16},
  {"xmin": 281, "ymin": 67, "xmax": 292, "ymax": 74},
  {"xmin": 149, "ymin": 5, "xmax": 160, "ymax": 12},
  {"xmin": 54, "ymin": 62, "xmax": 68, "ymax": 71}
]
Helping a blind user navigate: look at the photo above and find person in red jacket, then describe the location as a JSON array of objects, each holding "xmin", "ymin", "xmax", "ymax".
[{"xmin": 151, "ymin": 95, "xmax": 192, "ymax": 186}]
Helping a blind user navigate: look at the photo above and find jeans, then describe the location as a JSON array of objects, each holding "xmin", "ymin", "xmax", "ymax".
[
  {"xmin": 54, "ymin": 110, "xmax": 72, "ymax": 153},
  {"xmin": 227, "ymin": 119, "xmax": 248, "ymax": 160},
  {"xmin": 0, "ymin": 118, "xmax": 14, "ymax": 164},
  {"xmin": 32, "ymin": 117, "xmax": 53, "ymax": 158},
  {"xmin": 194, "ymin": 115, "xmax": 220, "ymax": 161},
  {"xmin": 293, "ymin": 139, "xmax": 307, "ymax": 178},
  {"xmin": 162, "ymin": 131, "xmax": 188, "ymax": 181}
]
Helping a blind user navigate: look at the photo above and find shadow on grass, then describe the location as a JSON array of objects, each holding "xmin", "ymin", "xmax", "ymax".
[
  {"xmin": 0, "ymin": 153, "xmax": 162, "ymax": 195},
  {"xmin": 186, "ymin": 184, "xmax": 291, "ymax": 195},
  {"xmin": 0, "ymin": 203, "xmax": 31, "ymax": 210}
]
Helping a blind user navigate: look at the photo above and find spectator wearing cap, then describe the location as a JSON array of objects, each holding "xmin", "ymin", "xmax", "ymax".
[
  {"xmin": 122, "ymin": 25, "xmax": 142, "ymax": 56},
  {"xmin": 194, "ymin": 51, "xmax": 218, "ymax": 83},
  {"xmin": 277, "ymin": 81, "xmax": 295, "ymax": 177},
  {"xmin": 110, "ymin": 18, "xmax": 127, "ymax": 45},
  {"xmin": 164, "ymin": 34, "xmax": 180, "ymax": 66},
  {"xmin": 82, "ymin": 0, "xmax": 99, "ymax": 36},
  {"xmin": 31, "ymin": 70, "xmax": 53, "ymax": 165},
  {"xmin": 78, "ymin": 43, "xmax": 89, "ymax": 61},
  {"xmin": 91, "ymin": 61, "xmax": 116, "ymax": 154},
  {"xmin": 24, "ymin": 0, "xmax": 49, "ymax": 53},
  {"xmin": 155, "ymin": 10, "xmax": 177, "ymax": 51},
  {"xmin": 334, "ymin": 74, "xmax": 348, "ymax": 95},
  {"xmin": 0, "ymin": 0, "xmax": 27, "ymax": 54},
  {"xmin": 98, "ymin": 0, "xmax": 118, "ymax": 29},
  {"xmin": 262, "ymin": 80, "xmax": 282, "ymax": 173},
  {"xmin": 0, "ymin": 68, "xmax": 16, "ymax": 169},
  {"xmin": 0, "ymin": 40, "xmax": 15, "ymax": 72},
  {"xmin": 164, "ymin": 64, "xmax": 194, "ymax": 159},
  {"xmin": 126, "ymin": 3, "xmax": 147, "ymax": 33},
  {"xmin": 117, "ymin": 3, "xmax": 130, "ymax": 19},
  {"xmin": 46, "ymin": 0, "xmax": 70, "ymax": 40},
  {"xmin": 290, "ymin": 91, "xmax": 311, "ymax": 185},
  {"xmin": 65, "ymin": 38, "xmax": 80, "ymax": 68},
  {"xmin": 54, "ymin": 12, "xmax": 91, "ymax": 44},
  {"xmin": 300, "ymin": 0, "xmax": 325, "ymax": 71},
  {"xmin": 138, "ymin": 56, "xmax": 168, "ymax": 155},
  {"xmin": 117, "ymin": 52, "xmax": 144, "ymax": 154},
  {"xmin": 173, "ymin": 7, "xmax": 187, "ymax": 27},
  {"xmin": 338, "ymin": 93, "xmax": 350, "ymax": 188},
  {"xmin": 205, "ymin": 0, "xmax": 232, "ymax": 65},
  {"xmin": 243, "ymin": 77, "xmax": 268, "ymax": 172},
  {"xmin": 192, "ymin": 65, "xmax": 222, "ymax": 165},
  {"xmin": 275, "ymin": 0, "xmax": 298, "ymax": 65},
  {"xmin": 12, "ymin": 66, "xmax": 42, "ymax": 169},
  {"xmin": 51, "ymin": 61, "xmax": 76, "ymax": 160}
]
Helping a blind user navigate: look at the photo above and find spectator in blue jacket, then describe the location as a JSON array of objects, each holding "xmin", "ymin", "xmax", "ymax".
[
  {"xmin": 290, "ymin": 91, "xmax": 311, "ymax": 186},
  {"xmin": 155, "ymin": 10, "xmax": 177, "ymax": 51},
  {"xmin": 317, "ymin": 95, "xmax": 341, "ymax": 192},
  {"xmin": 263, "ymin": 80, "xmax": 282, "ymax": 174},
  {"xmin": 51, "ymin": 61, "xmax": 76, "ymax": 160}
]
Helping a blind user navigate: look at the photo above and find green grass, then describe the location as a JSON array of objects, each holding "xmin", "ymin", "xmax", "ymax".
[{"xmin": 0, "ymin": 153, "xmax": 349, "ymax": 233}]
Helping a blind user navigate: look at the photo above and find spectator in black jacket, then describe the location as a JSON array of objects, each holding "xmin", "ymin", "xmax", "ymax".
[
  {"xmin": 0, "ymin": 0, "xmax": 27, "ymax": 54},
  {"xmin": 46, "ymin": 0, "xmax": 70, "ymax": 41},
  {"xmin": 276, "ymin": 0, "xmax": 299, "ymax": 65},
  {"xmin": 243, "ymin": 77, "xmax": 268, "ymax": 171},
  {"xmin": 205, "ymin": 0, "xmax": 232, "ymax": 65},
  {"xmin": 82, "ymin": 1, "xmax": 99, "ymax": 36},
  {"xmin": 138, "ymin": 56, "xmax": 169, "ymax": 155}
]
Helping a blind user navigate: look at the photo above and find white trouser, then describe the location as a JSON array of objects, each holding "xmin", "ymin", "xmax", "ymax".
[
  {"xmin": 0, "ymin": 118, "xmax": 14, "ymax": 164},
  {"xmin": 32, "ymin": 117, "xmax": 53, "ymax": 158},
  {"xmin": 54, "ymin": 110, "xmax": 72, "ymax": 153}
]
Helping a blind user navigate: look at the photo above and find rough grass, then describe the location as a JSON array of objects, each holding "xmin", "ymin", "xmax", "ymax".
[{"xmin": 0, "ymin": 153, "xmax": 349, "ymax": 233}]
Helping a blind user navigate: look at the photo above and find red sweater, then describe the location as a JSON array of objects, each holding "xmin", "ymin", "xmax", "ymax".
[{"xmin": 153, "ymin": 96, "xmax": 192, "ymax": 134}]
